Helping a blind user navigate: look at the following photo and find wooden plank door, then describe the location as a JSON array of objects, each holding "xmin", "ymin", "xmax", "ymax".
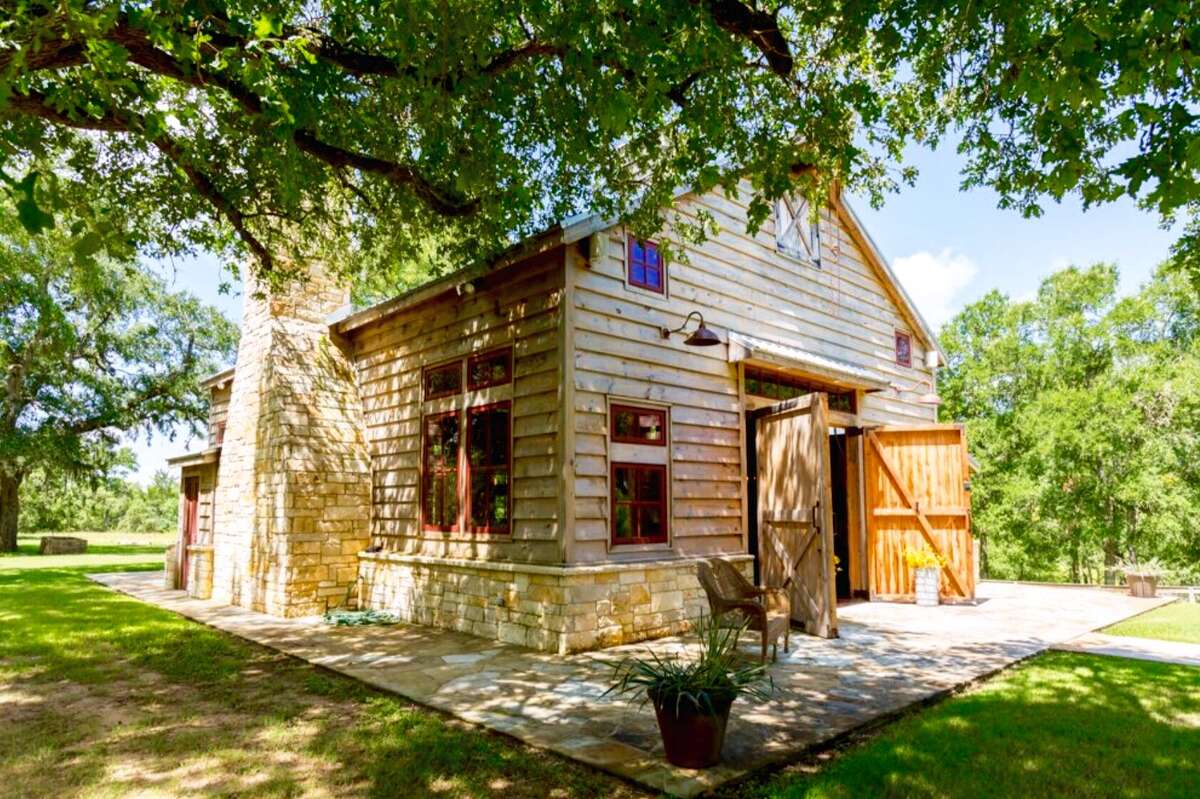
[
  {"xmin": 755, "ymin": 394, "xmax": 837, "ymax": 637},
  {"xmin": 864, "ymin": 425, "xmax": 974, "ymax": 600},
  {"xmin": 181, "ymin": 477, "xmax": 199, "ymax": 591}
]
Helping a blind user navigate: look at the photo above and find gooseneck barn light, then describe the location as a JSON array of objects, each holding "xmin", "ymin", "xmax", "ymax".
[
  {"xmin": 660, "ymin": 310, "xmax": 721, "ymax": 347},
  {"xmin": 889, "ymin": 377, "xmax": 942, "ymax": 406}
]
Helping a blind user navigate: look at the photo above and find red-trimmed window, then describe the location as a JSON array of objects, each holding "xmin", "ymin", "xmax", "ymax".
[
  {"xmin": 611, "ymin": 404, "xmax": 666, "ymax": 445},
  {"xmin": 422, "ymin": 411, "xmax": 461, "ymax": 531},
  {"xmin": 611, "ymin": 463, "xmax": 667, "ymax": 545},
  {"xmin": 466, "ymin": 402, "xmax": 511, "ymax": 534},
  {"xmin": 895, "ymin": 330, "xmax": 912, "ymax": 367},
  {"xmin": 467, "ymin": 347, "xmax": 513, "ymax": 390},
  {"xmin": 424, "ymin": 361, "xmax": 462, "ymax": 400},
  {"xmin": 628, "ymin": 239, "xmax": 664, "ymax": 293}
]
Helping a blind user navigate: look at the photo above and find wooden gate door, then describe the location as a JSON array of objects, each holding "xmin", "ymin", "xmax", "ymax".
[
  {"xmin": 181, "ymin": 477, "xmax": 199, "ymax": 591},
  {"xmin": 755, "ymin": 394, "xmax": 837, "ymax": 637},
  {"xmin": 864, "ymin": 425, "xmax": 974, "ymax": 600}
]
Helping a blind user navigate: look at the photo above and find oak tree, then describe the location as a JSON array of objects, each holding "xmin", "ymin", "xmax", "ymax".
[
  {"xmin": 1, "ymin": 1, "xmax": 1195, "ymax": 287},
  {"xmin": 0, "ymin": 214, "xmax": 237, "ymax": 550}
]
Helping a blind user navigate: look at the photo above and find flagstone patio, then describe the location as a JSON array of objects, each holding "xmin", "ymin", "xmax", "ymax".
[{"xmin": 91, "ymin": 572, "xmax": 1170, "ymax": 797}]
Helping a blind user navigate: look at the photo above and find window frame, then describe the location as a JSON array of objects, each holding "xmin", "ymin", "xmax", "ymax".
[
  {"xmin": 464, "ymin": 400, "xmax": 513, "ymax": 535},
  {"xmin": 420, "ymin": 409, "xmax": 463, "ymax": 533},
  {"xmin": 466, "ymin": 346, "xmax": 514, "ymax": 391},
  {"xmin": 627, "ymin": 237, "xmax": 666, "ymax": 294},
  {"xmin": 894, "ymin": 330, "xmax": 913, "ymax": 368},
  {"xmin": 610, "ymin": 403, "xmax": 668, "ymax": 447},
  {"xmin": 775, "ymin": 196, "xmax": 821, "ymax": 267},
  {"xmin": 423, "ymin": 359, "xmax": 464, "ymax": 401},
  {"xmin": 609, "ymin": 462, "xmax": 669, "ymax": 546}
]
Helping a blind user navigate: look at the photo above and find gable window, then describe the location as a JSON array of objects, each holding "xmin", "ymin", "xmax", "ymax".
[
  {"xmin": 628, "ymin": 238, "xmax": 665, "ymax": 293},
  {"xmin": 775, "ymin": 196, "xmax": 820, "ymax": 265},
  {"xmin": 467, "ymin": 347, "xmax": 513, "ymax": 390},
  {"xmin": 424, "ymin": 361, "xmax": 462, "ymax": 400},
  {"xmin": 466, "ymin": 402, "xmax": 511, "ymax": 534},
  {"xmin": 611, "ymin": 404, "xmax": 666, "ymax": 445},
  {"xmin": 895, "ymin": 331, "xmax": 912, "ymax": 368},
  {"xmin": 422, "ymin": 411, "xmax": 461, "ymax": 531},
  {"xmin": 611, "ymin": 463, "xmax": 668, "ymax": 545}
]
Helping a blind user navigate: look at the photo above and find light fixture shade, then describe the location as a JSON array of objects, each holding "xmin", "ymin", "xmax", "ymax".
[
  {"xmin": 684, "ymin": 325, "xmax": 722, "ymax": 346},
  {"xmin": 917, "ymin": 391, "xmax": 942, "ymax": 406}
]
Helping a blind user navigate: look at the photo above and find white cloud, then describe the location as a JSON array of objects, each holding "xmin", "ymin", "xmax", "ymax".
[{"xmin": 891, "ymin": 248, "xmax": 978, "ymax": 328}]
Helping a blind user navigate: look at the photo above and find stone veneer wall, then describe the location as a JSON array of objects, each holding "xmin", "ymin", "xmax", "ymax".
[
  {"xmin": 211, "ymin": 261, "xmax": 372, "ymax": 617},
  {"xmin": 357, "ymin": 553, "xmax": 754, "ymax": 653}
]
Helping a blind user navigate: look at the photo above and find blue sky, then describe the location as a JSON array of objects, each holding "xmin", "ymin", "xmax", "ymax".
[{"xmin": 126, "ymin": 144, "xmax": 1177, "ymax": 483}]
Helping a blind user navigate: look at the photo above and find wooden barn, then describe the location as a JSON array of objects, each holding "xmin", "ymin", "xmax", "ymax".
[{"xmin": 173, "ymin": 181, "xmax": 974, "ymax": 651}]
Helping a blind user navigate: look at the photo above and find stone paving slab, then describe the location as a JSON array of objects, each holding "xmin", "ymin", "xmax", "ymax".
[
  {"xmin": 90, "ymin": 573, "xmax": 1171, "ymax": 797},
  {"xmin": 1054, "ymin": 631, "xmax": 1200, "ymax": 667}
]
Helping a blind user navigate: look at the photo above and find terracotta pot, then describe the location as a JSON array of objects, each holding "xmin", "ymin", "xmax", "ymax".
[
  {"xmin": 1127, "ymin": 573, "xmax": 1158, "ymax": 598},
  {"xmin": 650, "ymin": 690, "xmax": 734, "ymax": 769}
]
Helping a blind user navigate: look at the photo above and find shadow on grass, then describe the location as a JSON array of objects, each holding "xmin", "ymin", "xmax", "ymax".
[
  {"xmin": 727, "ymin": 651, "xmax": 1200, "ymax": 799},
  {"xmin": 0, "ymin": 566, "xmax": 639, "ymax": 799}
]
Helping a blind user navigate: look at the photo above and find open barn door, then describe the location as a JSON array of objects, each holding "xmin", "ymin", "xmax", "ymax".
[
  {"xmin": 865, "ymin": 425, "xmax": 974, "ymax": 600},
  {"xmin": 755, "ymin": 394, "xmax": 837, "ymax": 637}
]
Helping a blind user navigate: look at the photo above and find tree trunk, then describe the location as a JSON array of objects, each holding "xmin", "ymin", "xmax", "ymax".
[
  {"xmin": 0, "ymin": 470, "xmax": 21, "ymax": 552},
  {"xmin": 1103, "ymin": 538, "xmax": 1119, "ymax": 585}
]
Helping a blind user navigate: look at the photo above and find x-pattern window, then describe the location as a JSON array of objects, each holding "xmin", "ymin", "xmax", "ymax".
[{"xmin": 776, "ymin": 196, "xmax": 820, "ymax": 264}]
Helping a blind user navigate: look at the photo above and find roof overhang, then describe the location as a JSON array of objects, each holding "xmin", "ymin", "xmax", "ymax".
[
  {"xmin": 727, "ymin": 332, "xmax": 892, "ymax": 392},
  {"xmin": 166, "ymin": 447, "xmax": 221, "ymax": 468},
  {"xmin": 200, "ymin": 367, "xmax": 235, "ymax": 391},
  {"xmin": 328, "ymin": 215, "xmax": 607, "ymax": 335}
]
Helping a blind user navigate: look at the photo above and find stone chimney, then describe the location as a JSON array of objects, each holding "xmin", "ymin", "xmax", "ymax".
[{"xmin": 211, "ymin": 261, "xmax": 371, "ymax": 617}]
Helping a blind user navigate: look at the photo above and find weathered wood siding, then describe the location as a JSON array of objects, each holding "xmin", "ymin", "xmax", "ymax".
[
  {"xmin": 208, "ymin": 383, "xmax": 231, "ymax": 446},
  {"xmin": 348, "ymin": 250, "xmax": 565, "ymax": 564},
  {"xmin": 566, "ymin": 185, "xmax": 937, "ymax": 563}
]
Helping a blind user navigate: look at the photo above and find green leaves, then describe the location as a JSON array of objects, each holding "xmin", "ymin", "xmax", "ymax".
[
  {"xmin": 941, "ymin": 261, "xmax": 1200, "ymax": 583},
  {"xmin": 9, "ymin": 172, "xmax": 55, "ymax": 235}
]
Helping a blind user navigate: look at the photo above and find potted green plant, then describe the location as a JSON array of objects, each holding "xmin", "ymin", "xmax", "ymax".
[
  {"xmin": 1118, "ymin": 558, "xmax": 1164, "ymax": 598},
  {"xmin": 905, "ymin": 545, "xmax": 946, "ymax": 607},
  {"xmin": 605, "ymin": 615, "xmax": 772, "ymax": 769}
]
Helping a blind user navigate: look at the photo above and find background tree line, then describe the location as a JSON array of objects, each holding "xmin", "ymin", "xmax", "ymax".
[
  {"xmin": 940, "ymin": 262, "xmax": 1200, "ymax": 585},
  {"xmin": 19, "ymin": 461, "xmax": 178, "ymax": 535}
]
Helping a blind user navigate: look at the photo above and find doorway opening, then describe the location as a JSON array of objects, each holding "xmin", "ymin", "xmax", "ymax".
[{"xmin": 829, "ymin": 429, "xmax": 852, "ymax": 600}]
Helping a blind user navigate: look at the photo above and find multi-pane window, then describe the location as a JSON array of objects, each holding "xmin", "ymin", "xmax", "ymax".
[
  {"xmin": 467, "ymin": 402, "xmax": 511, "ymax": 534},
  {"xmin": 467, "ymin": 347, "xmax": 513, "ymax": 390},
  {"xmin": 895, "ymin": 331, "xmax": 912, "ymax": 367},
  {"xmin": 421, "ymin": 351, "xmax": 514, "ymax": 533},
  {"xmin": 422, "ymin": 411, "xmax": 460, "ymax": 531},
  {"xmin": 424, "ymin": 361, "xmax": 462, "ymax": 400},
  {"xmin": 775, "ymin": 195, "xmax": 820, "ymax": 265},
  {"xmin": 611, "ymin": 404, "xmax": 666, "ymax": 445},
  {"xmin": 611, "ymin": 464, "xmax": 668, "ymax": 545},
  {"xmin": 744, "ymin": 366, "xmax": 856, "ymax": 414},
  {"xmin": 628, "ymin": 239, "xmax": 664, "ymax": 293}
]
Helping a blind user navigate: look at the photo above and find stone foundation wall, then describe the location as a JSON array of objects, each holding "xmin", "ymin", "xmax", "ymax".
[
  {"xmin": 357, "ymin": 553, "xmax": 753, "ymax": 653},
  {"xmin": 187, "ymin": 546, "xmax": 214, "ymax": 599}
]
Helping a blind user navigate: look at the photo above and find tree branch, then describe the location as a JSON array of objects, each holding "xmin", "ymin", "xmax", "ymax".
[
  {"xmin": 693, "ymin": 0, "xmax": 793, "ymax": 77},
  {"xmin": 5, "ymin": 91, "xmax": 275, "ymax": 270}
]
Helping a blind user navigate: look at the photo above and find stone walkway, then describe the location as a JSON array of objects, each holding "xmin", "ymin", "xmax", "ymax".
[
  {"xmin": 1054, "ymin": 631, "xmax": 1200, "ymax": 667},
  {"xmin": 90, "ymin": 573, "xmax": 1171, "ymax": 797}
]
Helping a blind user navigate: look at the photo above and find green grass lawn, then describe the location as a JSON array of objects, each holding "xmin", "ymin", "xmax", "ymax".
[
  {"xmin": 1103, "ymin": 601, "xmax": 1200, "ymax": 644},
  {"xmin": 5, "ymin": 544, "xmax": 1198, "ymax": 799},
  {"xmin": 0, "ymin": 558, "xmax": 639, "ymax": 799},
  {"xmin": 727, "ymin": 651, "xmax": 1199, "ymax": 799},
  {"xmin": 0, "ymin": 531, "xmax": 174, "ymax": 570}
]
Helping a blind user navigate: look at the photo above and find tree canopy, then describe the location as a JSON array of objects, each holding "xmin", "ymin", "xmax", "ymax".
[
  {"xmin": 939, "ymin": 262, "xmax": 1200, "ymax": 584},
  {"xmin": 0, "ymin": 213, "xmax": 238, "ymax": 550},
  {"xmin": 1, "ymin": 1, "xmax": 1196, "ymax": 289}
]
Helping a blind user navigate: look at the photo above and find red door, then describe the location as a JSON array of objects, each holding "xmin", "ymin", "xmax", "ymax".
[{"xmin": 180, "ymin": 477, "xmax": 199, "ymax": 590}]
